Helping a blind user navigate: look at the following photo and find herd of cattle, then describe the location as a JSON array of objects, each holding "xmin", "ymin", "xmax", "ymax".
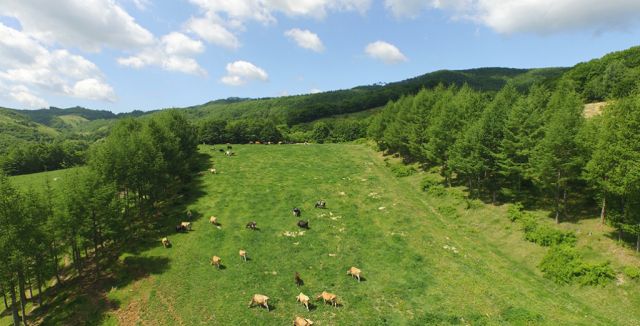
[{"xmin": 160, "ymin": 148, "xmax": 361, "ymax": 325}]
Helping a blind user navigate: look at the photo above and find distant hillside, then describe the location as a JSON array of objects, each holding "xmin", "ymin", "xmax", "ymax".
[
  {"xmin": 15, "ymin": 106, "xmax": 117, "ymax": 126},
  {"xmin": 0, "ymin": 108, "xmax": 59, "ymax": 153},
  {"xmin": 182, "ymin": 67, "xmax": 568, "ymax": 125}
]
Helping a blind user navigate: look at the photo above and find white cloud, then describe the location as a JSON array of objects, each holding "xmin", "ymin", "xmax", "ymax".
[
  {"xmin": 384, "ymin": 0, "xmax": 432, "ymax": 18},
  {"xmin": 185, "ymin": 15, "xmax": 241, "ymax": 49},
  {"xmin": 0, "ymin": 23, "xmax": 116, "ymax": 104},
  {"xmin": 131, "ymin": 0, "xmax": 150, "ymax": 10},
  {"xmin": 9, "ymin": 86, "xmax": 48, "ymax": 109},
  {"xmin": 187, "ymin": 0, "xmax": 371, "ymax": 48},
  {"xmin": 396, "ymin": 0, "xmax": 640, "ymax": 34},
  {"xmin": 3, "ymin": 0, "xmax": 154, "ymax": 51},
  {"xmin": 67, "ymin": 78, "xmax": 116, "ymax": 102},
  {"xmin": 117, "ymin": 32, "xmax": 207, "ymax": 76},
  {"xmin": 221, "ymin": 61, "xmax": 268, "ymax": 86},
  {"xmin": 365, "ymin": 41, "xmax": 407, "ymax": 64},
  {"xmin": 284, "ymin": 28, "xmax": 325, "ymax": 52}
]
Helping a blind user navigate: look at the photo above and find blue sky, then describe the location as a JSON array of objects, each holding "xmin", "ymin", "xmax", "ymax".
[{"xmin": 1, "ymin": 0, "xmax": 640, "ymax": 113}]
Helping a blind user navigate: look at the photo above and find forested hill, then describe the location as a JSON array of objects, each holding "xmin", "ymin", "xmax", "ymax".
[{"xmin": 182, "ymin": 67, "xmax": 567, "ymax": 125}]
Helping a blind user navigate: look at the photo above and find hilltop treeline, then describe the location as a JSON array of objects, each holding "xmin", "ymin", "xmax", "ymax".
[
  {"xmin": 0, "ymin": 111, "xmax": 198, "ymax": 326},
  {"xmin": 370, "ymin": 81, "xmax": 640, "ymax": 249}
]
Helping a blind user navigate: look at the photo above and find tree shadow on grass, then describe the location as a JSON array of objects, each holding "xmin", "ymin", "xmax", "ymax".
[{"xmin": 21, "ymin": 152, "xmax": 211, "ymax": 325}]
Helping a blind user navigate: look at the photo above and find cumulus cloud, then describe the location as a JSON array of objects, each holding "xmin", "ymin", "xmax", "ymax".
[
  {"xmin": 3, "ymin": 0, "xmax": 154, "ymax": 52},
  {"xmin": 284, "ymin": 28, "xmax": 325, "ymax": 52},
  {"xmin": 117, "ymin": 32, "xmax": 206, "ymax": 75},
  {"xmin": 220, "ymin": 61, "xmax": 268, "ymax": 86},
  {"xmin": 365, "ymin": 41, "xmax": 407, "ymax": 64},
  {"xmin": 390, "ymin": 0, "xmax": 640, "ymax": 34},
  {"xmin": 187, "ymin": 0, "xmax": 371, "ymax": 48},
  {"xmin": 0, "ymin": 23, "xmax": 116, "ymax": 104},
  {"xmin": 9, "ymin": 86, "xmax": 48, "ymax": 109},
  {"xmin": 185, "ymin": 15, "xmax": 241, "ymax": 49}
]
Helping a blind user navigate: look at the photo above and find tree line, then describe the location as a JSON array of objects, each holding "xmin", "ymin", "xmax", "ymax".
[
  {"xmin": 369, "ymin": 81, "xmax": 640, "ymax": 249},
  {"xmin": 0, "ymin": 110, "xmax": 198, "ymax": 326}
]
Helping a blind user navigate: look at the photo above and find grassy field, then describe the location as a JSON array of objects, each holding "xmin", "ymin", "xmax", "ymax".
[{"xmin": 5, "ymin": 144, "xmax": 640, "ymax": 325}]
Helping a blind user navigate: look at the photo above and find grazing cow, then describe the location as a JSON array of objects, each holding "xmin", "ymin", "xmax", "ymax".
[
  {"xmin": 161, "ymin": 237, "xmax": 171, "ymax": 248},
  {"xmin": 209, "ymin": 216, "xmax": 218, "ymax": 225},
  {"xmin": 211, "ymin": 255, "xmax": 222, "ymax": 269},
  {"xmin": 180, "ymin": 221, "xmax": 192, "ymax": 230},
  {"xmin": 314, "ymin": 200, "xmax": 326, "ymax": 209},
  {"xmin": 248, "ymin": 294, "xmax": 270, "ymax": 311},
  {"xmin": 296, "ymin": 293, "xmax": 310, "ymax": 311},
  {"xmin": 239, "ymin": 250, "xmax": 247, "ymax": 262},
  {"xmin": 293, "ymin": 316, "xmax": 314, "ymax": 326},
  {"xmin": 292, "ymin": 207, "xmax": 301, "ymax": 217},
  {"xmin": 297, "ymin": 220, "xmax": 309, "ymax": 229},
  {"xmin": 295, "ymin": 272, "xmax": 303, "ymax": 287},
  {"xmin": 227, "ymin": 145, "xmax": 232, "ymax": 150},
  {"xmin": 316, "ymin": 291, "xmax": 337, "ymax": 307},
  {"xmin": 347, "ymin": 267, "xmax": 362, "ymax": 282},
  {"xmin": 246, "ymin": 221, "xmax": 257, "ymax": 230},
  {"xmin": 209, "ymin": 168, "xmax": 217, "ymax": 174},
  {"xmin": 219, "ymin": 149, "xmax": 224, "ymax": 153},
  {"xmin": 255, "ymin": 141, "xmax": 262, "ymax": 145},
  {"xmin": 225, "ymin": 150, "xmax": 232, "ymax": 156},
  {"xmin": 176, "ymin": 224, "xmax": 188, "ymax": 233}
]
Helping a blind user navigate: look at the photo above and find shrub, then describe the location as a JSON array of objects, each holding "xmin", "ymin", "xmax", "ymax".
[
  {"xmin": 623, "ymin": 266, "xmax": 640, "ymax": 280},
  {"xmin": 390, "ymin": 164, "xmax": 416, "ymax": 177},
  {"xmin": 507, "ymin": 203, "xmax": 525, "ymax": 222},
  {"xmin": 426, "ymin": 185, "xmax": 447, "ymax": 197},
  {"xmin": 437, "ymin": 206, "xmax": 459, "ymax": 219},
  {"xmin": 522, "ymin": 222, "xmax": 577, "ymax": 247},
  {"xmin": 576, "ymin": 262, "xmax": 615, "ymax": 286},
  {"xmin": 539, "ymin": 245, "xmax": 614, "ymax": 286},
  {"xmin": 464, "ymin": 199, "xmax": 483, "ymax": 210},
  {"xmin": 420, "ymin": 174, "xmax": 442, "ymax": 192},
  {"xmin": 539, "ymin": 245, "xmax": 583, "ymax": 284}
]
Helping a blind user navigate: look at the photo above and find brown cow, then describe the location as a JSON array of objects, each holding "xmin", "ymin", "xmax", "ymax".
[
  {"xmin": 248, "ymin": 294, "xmax": 270, "ymax": 311},
  {"xmin": 209, "ymin": 216, "xmax": 218, "ymax": 225},
  {"xmin": 316, "ymin": 291, "xmax": 337, "ymax": 307},
  {"xmin": 239, "ymin": 250, "xmax": 247, "ymax": 262},
  {"xmin": 211, "ymin": 255, "xmax": 222, "ymax": 269},
  {"xmin": 293, "ymin": 316, "xmax": 314, "ymax": 326},
  {"xmin": 347, "ymin": 266, "xmax": 362, "ymax": 282},
  {"xmin": 296, "ymin": 292, "xmax": 310, "ymax": 311}
]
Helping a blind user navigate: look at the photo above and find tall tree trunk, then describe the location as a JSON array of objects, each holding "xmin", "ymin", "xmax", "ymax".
[
  {"xmin": 10, "ymin": 283, "xmax": 20, "ymax": 326},
  {"xmin": 51, "ymin": 247, "xmax": 62, "ymax": 286},
  {"xmin": 27, "ymin": 280, "xmax": 33, "ymax": 301},
  {"xmin": 600, "ymin": 196, "xmax": 606, "ymax": 225},
  {"xmin": 35, "ymin": 273, "xmax": 43, "ymax": 306},
  {"xmin": 17, "ymin": 269, "xmax": 27, "ymax": 326},
  {"xmin": 636, "ymin": 232, "xmax": 640, "ymax": 252},
  {"xmin": 93, "ymin": 209, "xmax": 101, "ymax": 280},
  {"xmin": 562, "ymin": 188, "xmax": 568, "ymax": 219},
  {"xmin": 2, "ymin": 285, "xmax": 9, "ymax": 310},
  {"xmin": 555, "ymin": 171, "xmax": 561, "ymax": 224}
]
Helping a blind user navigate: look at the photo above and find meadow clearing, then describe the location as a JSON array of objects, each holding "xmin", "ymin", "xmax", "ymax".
[{"xmin": 5, "ymin": 144, "xmax": 640, "ymax": 325}]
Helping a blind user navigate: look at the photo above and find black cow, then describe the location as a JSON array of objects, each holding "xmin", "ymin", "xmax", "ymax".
[
  {"xmin": 314, "ymin": 200, "xmax": 326, "ymax": 209},
  {"xmin": 292, "ymin": 207, "xmax": 301, "ymax": 217},
  {"xmin": 227, "ymin": 145, "xmax": 233, "ymax": 150},
  {"xmin": 246, "ymin": 221, "xmax": 257, "ymax": 230},
  {"xmin": 295, "ymin": 272, "xmax": 304, "ymax": 287},
  {"xmin": 219, "ymin": 149, "xmax": 224, "ymax": 153},
  {"xmin": 297, "ymin": 220, "xmax": 309, "ymax": 229}
]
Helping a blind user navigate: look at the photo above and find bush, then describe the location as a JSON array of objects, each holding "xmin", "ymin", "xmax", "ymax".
[
  {"xmin": 539, "ymin": 245, "xmax": 583, "ymax": 284},
  {"xmin": 464, "ymin": 199, "xmax": 483, "ymax": 210},
  {"xmin": 420, "ymin": 174, "xmax": 442, "ymax": 192},
  {"xmin": 507, "ymin": 203, "xmax": 525, "ymax": 222},
  {"xmin": 539, "ymin": 245, "xmax": 614, "ymax": 286},
  {"xmin": 390, "ymin": 164, "xmax": 416, "ymax": 177},
  {"xmin": 426, "ymin": 185, "xmax": 447, "ymax": 197},
  {"xmin": 522, "ymin": 220, "xmax": 577, "ymax": 247},
  {"xmin": 576, "ymin": 262, "xmax": 615, "ymax": 286},
  {"xmin": 437, "ymin": 206, "xmax": 459, "ymax": 219},
  {"xmin": 623, "ymin": 266, "xmax": 640, "ymax": 280}
]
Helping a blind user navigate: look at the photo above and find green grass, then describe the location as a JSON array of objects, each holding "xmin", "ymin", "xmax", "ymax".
[
  {"xmin": 10, "ymin": 167, "xmax": 81, "ymax": 192},
  {"xmin": 4, "ymin": 144, "xmax": 640, "ymax": 325}
]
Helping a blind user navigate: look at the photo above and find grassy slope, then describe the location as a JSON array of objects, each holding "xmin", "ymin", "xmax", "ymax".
[
  {"xmin": 79, "ymin": 144, "xmax": 640, "ymax": 325},
  {"xmin": 10, "ymin": 168, "xmax": 81, "ymax": 192}
]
